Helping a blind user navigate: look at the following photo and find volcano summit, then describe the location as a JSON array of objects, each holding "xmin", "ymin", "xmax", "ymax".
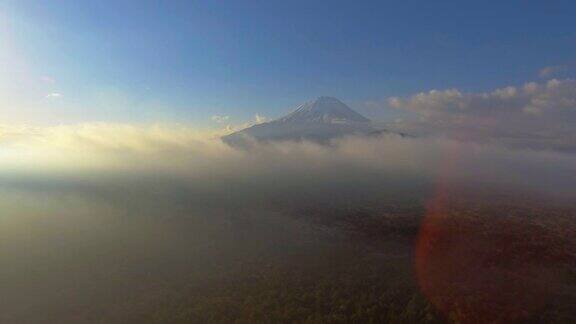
[{"xmin": 222, "ymin": 97, "xmax": 388, "ymax": 146}]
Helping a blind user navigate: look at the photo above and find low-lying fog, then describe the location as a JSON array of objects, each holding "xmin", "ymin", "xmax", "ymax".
[{"xmin": 1, "ymin": 123, "xmax": 575, "ymax": 323}]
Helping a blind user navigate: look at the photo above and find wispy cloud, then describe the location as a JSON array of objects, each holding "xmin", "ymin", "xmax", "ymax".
[
  {"xmin": 255, "ymin": 114, "xmax": 268, "ymax": 124},
  {"xmin": 539, "ymin": 65, "xmax": 567, "ymax": 78},
  {"xmin": 216, "ymin": 113, "xmax": 269, "ymax": 135},
  {"xmin": 211, "ymin": 115, "xmax": 230, "ymax": 123},
  {"xmin": 40, "ymin": 76, "xmax": 56, "ymax": 84},
  {"xmin": 45, "ymin": 92, "xmax": 62, "ymax": 99}
]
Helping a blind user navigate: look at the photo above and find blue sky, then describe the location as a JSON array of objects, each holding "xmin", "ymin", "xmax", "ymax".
[{"xmin": 1, "ymin": 0, "xmax": 575, "ymax": 125}]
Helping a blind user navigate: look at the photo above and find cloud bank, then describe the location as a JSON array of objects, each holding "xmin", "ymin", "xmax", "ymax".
[
  {"xmin": 1, "ymin": 122, "xmax": 574, "ymax": 200},
  {"xmin": 0, "ymin": 122, "xmax": 575, "ymax": 322},
  {"xmin": 387, "ymin": 79, "xmax": 576, "ymax": 151}
]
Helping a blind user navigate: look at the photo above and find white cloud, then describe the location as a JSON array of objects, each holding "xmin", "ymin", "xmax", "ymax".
[
  {"xmin": 389, "ymin": 79, "xmax": 576, "ymax": 117},
  {"xmin": 217, "ymin": 114, "xmax": 269, "ymax": 135},
  {"xmin": 255, "ymin": 114, "xmax": 268, "ymax": 124},
  {"xmin": 386, "ymin": 79, "xmax": 576, "ymax": 151},
  {"xmin": 45, "ymin": 92, "xmax": 62, "ymax": 99},
  {"xmin": 0, "ymin": 122, "xmax": 574, "ymax": 197}
]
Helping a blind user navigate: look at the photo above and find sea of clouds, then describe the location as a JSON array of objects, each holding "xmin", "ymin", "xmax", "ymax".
[{"xmin": 1, "ymin": 80, "xmax": 575, "ymax": 321}]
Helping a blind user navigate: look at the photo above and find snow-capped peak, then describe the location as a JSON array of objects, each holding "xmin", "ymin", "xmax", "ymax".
[
  {"xmin": 221, "ymin": 97, "xmax": 384, "ymax": 146},
  {"xmin": 276, "ymin": 96, "xmax": 370, "ymax": 124}
]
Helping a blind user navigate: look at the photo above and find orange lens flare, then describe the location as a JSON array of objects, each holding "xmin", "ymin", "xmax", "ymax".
[{"xmin": 415, "ymin": 180, "xmax": 566, "ymax": 323}]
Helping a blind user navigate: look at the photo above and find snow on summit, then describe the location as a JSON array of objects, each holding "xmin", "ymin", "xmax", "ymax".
[
  {"xmin": 222, "ymin": 97, "xmax": 388, "ymax": 146},
  {"xmin": 277, "ymin": 97, "xmax": 370, "ymax": 124}
]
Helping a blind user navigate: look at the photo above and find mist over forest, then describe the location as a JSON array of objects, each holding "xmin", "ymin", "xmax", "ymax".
[{"xmin": 1, "ymin": 125, "xmax": 575, "ymax": 323}]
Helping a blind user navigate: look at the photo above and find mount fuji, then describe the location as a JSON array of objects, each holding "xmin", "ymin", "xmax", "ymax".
[{"xmin": 222, "ymin": 97, "xmax": 390, "ymax": 146}]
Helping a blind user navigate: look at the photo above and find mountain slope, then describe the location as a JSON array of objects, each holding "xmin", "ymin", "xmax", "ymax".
[{"xmin": 222, "ymin": 97, "xmax": 387, "ymax": 146}]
